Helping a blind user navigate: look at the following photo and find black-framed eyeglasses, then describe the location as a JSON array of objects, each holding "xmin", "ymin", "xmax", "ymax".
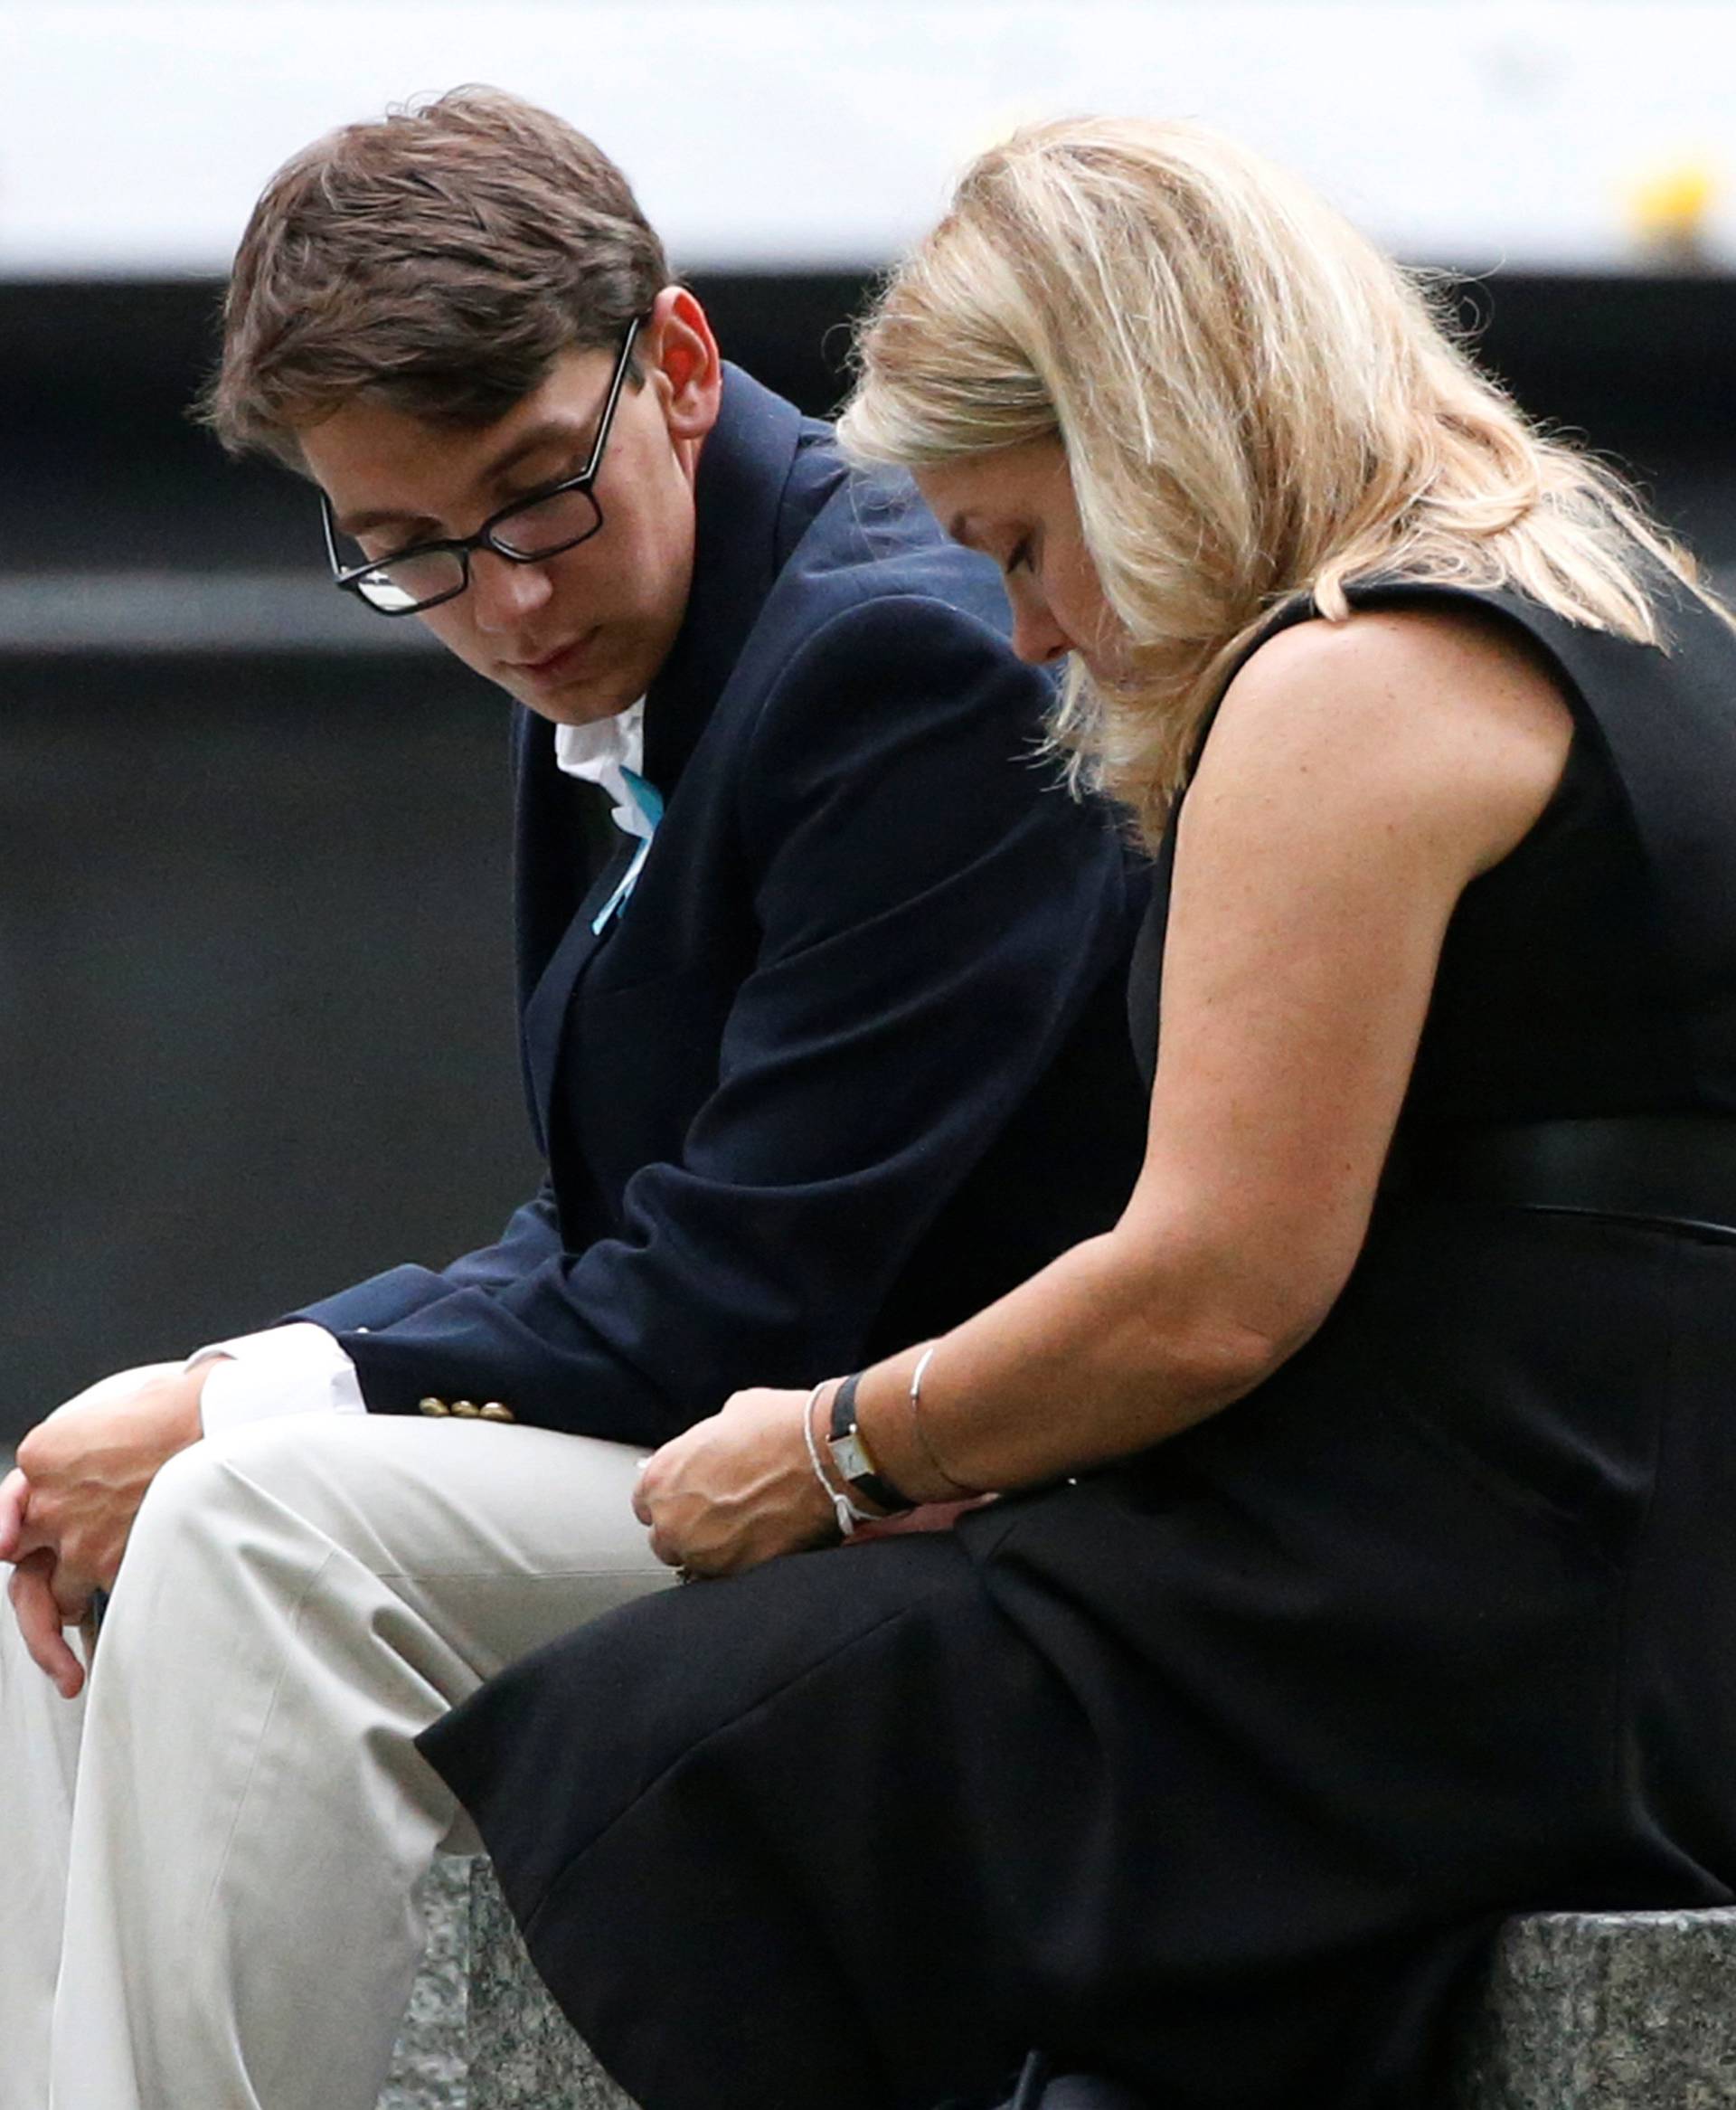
[{"xmin": 322, "ymin": 314, "xmax": 644, "ymax": 617}]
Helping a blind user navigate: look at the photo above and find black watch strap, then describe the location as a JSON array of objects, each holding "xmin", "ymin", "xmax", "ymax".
[{"xmin": 827, "ymin": 1370, "xmax": 914, "ymax": 1513}]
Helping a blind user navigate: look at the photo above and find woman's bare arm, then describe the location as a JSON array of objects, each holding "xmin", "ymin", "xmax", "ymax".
[
  {"xmin": 636, "ymin": 605, "xmax": 1575, "ymax": 1572},
  {"xmin": 849, "ymin": 605, "xmax": 1575, "ymax": 1496}
]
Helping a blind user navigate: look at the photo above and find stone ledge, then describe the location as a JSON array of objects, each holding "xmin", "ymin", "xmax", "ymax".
[
  {"xmin": 385, "ymin": 1855, "xmax": 631, "ymax": 2109},
  {"xmin": 439, "ymin": 1860, "xmax": 1736, "ymax": 2109},
  {"xmin": 382, "ymin": 1855, "xmax": 475, "ymax": 2110},
  {"xmin": 1452, "ymin": 1907, "xmax": 1736, "ymax": 2108},
  {"xmin": 468, "ymin": 1858, "xmax": 638, "ymax": 2110}
]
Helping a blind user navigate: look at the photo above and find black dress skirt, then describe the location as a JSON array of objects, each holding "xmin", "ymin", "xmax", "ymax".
[{"xmin": 422, "ymin": 571, "xmax": 1736, "ymax": 2110}]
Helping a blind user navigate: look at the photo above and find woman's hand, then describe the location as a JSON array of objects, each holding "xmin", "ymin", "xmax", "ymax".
[{"xmin": 633, "ymin": 1385, "xmax": 838, "ymax": 1579}]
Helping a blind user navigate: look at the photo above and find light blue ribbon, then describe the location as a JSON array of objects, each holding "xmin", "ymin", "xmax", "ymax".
[{"xmin": 590, "ymin": 769, "xmax": 665, "ymax": 933}]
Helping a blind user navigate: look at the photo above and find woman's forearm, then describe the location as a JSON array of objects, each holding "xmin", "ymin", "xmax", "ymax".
[{"xmin": 850, "ymin": 1217, "xmax": 1313, "ymax": 1502}]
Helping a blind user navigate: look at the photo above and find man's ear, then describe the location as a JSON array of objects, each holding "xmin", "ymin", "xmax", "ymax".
[{"xmin": 644, "ymin": 286, "xmax": 723, "ymax": 444}]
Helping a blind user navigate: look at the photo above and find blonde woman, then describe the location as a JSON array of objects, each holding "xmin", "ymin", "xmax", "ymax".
[{"xmin": 426, "ymin": 121, "xmax": 1736, "ymax": 2110}]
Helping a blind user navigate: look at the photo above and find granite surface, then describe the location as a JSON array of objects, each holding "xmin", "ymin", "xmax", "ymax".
[
  {"xmin": 468, "ymin": 1859, "xmax": 641, "ymax": 2110},
  {"xmin": 381, "ymin": 1854, "xmax": 475, "ymax": 2110},
  {"xmin": 396, "ymin": 1858, "xmax": 1736, "ymax": 2110},
  {"xmin": 1453, "ymin": 1908, "xmax": 1736, "ymax": 2108}
]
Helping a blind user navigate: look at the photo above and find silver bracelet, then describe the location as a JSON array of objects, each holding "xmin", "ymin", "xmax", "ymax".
[
  {"xmin": 907, "ymin": 1341, "xmax": 981, "ymax": 1497},
  {"xmin": 802, "ymin": 1380, "xmax": 876, "ymax": 1537}
]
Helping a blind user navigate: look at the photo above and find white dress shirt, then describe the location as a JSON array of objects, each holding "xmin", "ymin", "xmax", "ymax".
[{"xmin": 197, "ymin": 708, "xmax": 649, "ymax": 1435}]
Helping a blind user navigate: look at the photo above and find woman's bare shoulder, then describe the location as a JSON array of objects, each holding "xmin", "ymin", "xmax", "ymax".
[
  {"xmin": 1200, "ymin": 601, "xmax": 1575, "ymax": 879},
  {"xmin": 1231, "ymin": 600, "xmax": 1571, "ymax": 717}
]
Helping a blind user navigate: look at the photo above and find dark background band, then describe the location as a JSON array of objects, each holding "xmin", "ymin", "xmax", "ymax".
[{"xmin": 2, "ymin": 268, "xmax": 1731, "ymax": 1439}]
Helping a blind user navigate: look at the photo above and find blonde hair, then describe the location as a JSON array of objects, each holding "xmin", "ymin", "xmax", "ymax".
[{"xmin": 840, "ymin": 117, "xmax": 1716, "ymax": 842}]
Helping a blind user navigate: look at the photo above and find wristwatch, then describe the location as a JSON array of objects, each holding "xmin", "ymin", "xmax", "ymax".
[{"xmin": 827, "ymin": 1370, "xmax": 914, "ymax": 1514}]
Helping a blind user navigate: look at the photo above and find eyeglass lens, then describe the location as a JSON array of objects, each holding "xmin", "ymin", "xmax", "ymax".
[{"xmin": 348, "ymin": 483, "xmax": 604, "ymax": 613}]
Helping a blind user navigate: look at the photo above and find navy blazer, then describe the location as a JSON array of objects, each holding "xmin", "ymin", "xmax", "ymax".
[{"xmin": 296, "ymin": 367, "xmax": 1146, "ymax": 1444}]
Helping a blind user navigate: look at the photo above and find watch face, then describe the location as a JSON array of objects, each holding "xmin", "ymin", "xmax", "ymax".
[{"xmin": 830, "ymin": 1432, "xmax": 873, "ymax": 1485}]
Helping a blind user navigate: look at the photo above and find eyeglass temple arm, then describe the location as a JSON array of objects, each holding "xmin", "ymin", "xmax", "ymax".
[{"xmin": 319, "ymin": 490, "xmax": 345, "ymax": 577}]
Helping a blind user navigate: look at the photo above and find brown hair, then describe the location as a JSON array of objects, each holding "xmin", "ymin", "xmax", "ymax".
[{"xmin": 202, "ymin": 85, "xmax": 669, "ymax": 468}]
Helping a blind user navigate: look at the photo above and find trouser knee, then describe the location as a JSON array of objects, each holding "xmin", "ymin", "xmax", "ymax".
[{"xmin": 112, "ymin": 1428, "xmax": 321, "ymax": 1623}]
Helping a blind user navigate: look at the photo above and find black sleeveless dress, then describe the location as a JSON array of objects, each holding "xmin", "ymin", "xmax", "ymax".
[{"xmin": 423, "ymin": 572, "xmax": 1736, "ymax": 2110}]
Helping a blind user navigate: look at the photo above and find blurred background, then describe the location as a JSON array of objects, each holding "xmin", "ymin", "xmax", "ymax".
[{"xmin": 3, "ymin": 0, "xmax": 1732, "ymax": 1439}]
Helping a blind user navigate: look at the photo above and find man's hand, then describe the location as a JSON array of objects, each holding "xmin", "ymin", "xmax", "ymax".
[
  {"xmin": 5, "ymin": 1547, "xmax": 86, "ymax": 1698},
  {"xmin": 632, "ymin": 1385, "xmax": 837, "ymax": 1579},
  {"xmin": 1, "ymin": 1360, "xmax": 212, "ymax": 1690}
]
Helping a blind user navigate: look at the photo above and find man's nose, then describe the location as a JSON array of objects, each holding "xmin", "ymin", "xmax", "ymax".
[{"xmin": 468, "ymin": 548, "xmax": 555, "ymax": 631}]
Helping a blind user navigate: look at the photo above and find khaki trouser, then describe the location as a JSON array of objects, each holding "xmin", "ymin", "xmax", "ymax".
[{"xmin": 0, "ymin": 1413, "xmax": 672, "ymax": 2110}]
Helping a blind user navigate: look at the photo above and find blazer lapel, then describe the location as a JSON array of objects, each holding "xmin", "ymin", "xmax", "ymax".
[
  {"xmin": 517, "ymin": 367, "xmax": 821, "ymax": 1152},
  {"xmin": 643, "ymin": 366, "xmax": 807, "ymax": 793},
  {"xmin": 522, "ymin": 835, "xmax": 637, "ymax": 1140}
]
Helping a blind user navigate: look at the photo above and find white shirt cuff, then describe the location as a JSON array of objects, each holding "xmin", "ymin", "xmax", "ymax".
[{"xmin": 190, "ymin": 1322, "xmax": 368, "ymax": 1435}]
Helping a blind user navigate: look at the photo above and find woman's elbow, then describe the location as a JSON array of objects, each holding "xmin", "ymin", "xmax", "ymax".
[
  {"xmin": 1100, "ymin": 1219, "xmax": 1346, "ymax": 1411},
  {"xmin": 1163, "ymin": 1307, "xmax": 1308, "ymax": 1415}
]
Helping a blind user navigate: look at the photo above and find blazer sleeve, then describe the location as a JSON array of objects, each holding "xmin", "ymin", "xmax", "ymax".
[
  {"xmin": 297, "ymin": 1181, "xmax": 562, "ymax": 1335},
  {"xmin": 292, "ymin": 594, "xmax": 1136, "ymax": 1444}
]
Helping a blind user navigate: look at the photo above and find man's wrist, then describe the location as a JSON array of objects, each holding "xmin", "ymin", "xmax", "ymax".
[
  {"xmin": 176, "ymin": 1358, "xmax": 221, "ymax": 1445},
  {"xmin": 192, "ymin": 1323, "xmax": 366, "ymax": 1434}
]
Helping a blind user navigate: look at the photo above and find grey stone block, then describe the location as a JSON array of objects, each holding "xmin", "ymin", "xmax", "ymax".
[
  {"xmin": 381, "ymin": 1854, "xmax": 475, "ymax": 2110},
  {"xmin": 467, "ymin": 1859, "xmax": 640, "ymax": 2110},
  {"xmin": 456, "ymin": 1862, "xmax": 1736, "ymax": 2109},
  {"xmin": 1454, "ymin": 1909, "xmax": 1736, "ymax": 2108}
]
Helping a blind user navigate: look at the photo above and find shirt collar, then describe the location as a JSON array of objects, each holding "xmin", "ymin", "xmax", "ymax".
[{"xmin": 552, "ymin": 698, "xmax": 653, "ymax": 841}]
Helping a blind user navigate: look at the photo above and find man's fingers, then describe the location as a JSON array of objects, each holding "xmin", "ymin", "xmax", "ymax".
[
  {"xmin": 7, "ymin": 1555, "xmax": 85, "ymax": 1699},
  {"xmin": 0, "ymin": 1468, "xmax": 57, "ymax": 1567},
  {"xmin": 848, "ymin": 1497, "xmax": 995, "ymax": 1544},
  {"xmin": 46, "ymin": 1558, "xmax": 96, "ymax": 1626},
  {"xmin": 0, "ymin": 1468, "xmax": 28, "ymax": 1562},
  {"xmin": 11, "ymin": 1361, "xmax": 205, "ymax": 1597}
]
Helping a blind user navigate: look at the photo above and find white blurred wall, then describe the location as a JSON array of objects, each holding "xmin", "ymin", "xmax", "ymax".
[{"xmin": 0, "ymin": 0, "xmax": 1730, "ymax": 275}]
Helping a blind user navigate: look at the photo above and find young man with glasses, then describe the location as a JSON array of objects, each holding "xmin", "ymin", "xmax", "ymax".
[{"xmin": 0, "ymin": 88, "xmax": 1142, "ymax": 2110}]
